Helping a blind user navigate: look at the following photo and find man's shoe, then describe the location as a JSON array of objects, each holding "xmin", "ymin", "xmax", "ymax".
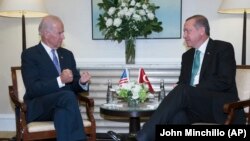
[
  {"xmin": 107, "ymin": 131, "xmax": 122, "ymax": 141},
  {"xmin": 127, "ymin": 136, "xmax": 137, "ymax": 141}
]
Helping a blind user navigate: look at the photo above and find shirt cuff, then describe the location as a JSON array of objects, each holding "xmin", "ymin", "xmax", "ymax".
[{"xmin": 57, "ymin": 76, "xmax": 65, "ymax": 88}]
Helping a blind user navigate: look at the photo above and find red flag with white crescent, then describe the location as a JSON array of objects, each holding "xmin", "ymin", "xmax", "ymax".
[{"xmin": 137, "ymin": 68, "xmax": 155, "ymax": 93}]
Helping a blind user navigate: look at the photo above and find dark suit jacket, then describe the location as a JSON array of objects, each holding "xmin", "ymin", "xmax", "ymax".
[
  {"xmin": 21, "ymin": 43, "xmax": 86, "ymax": 121},
  {"xmin": 177, "ymin": 38, "xmax": 243, "ymax": 123}
]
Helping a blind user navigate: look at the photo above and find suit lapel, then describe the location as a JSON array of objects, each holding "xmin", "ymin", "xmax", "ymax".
[
  {"xmin": 37, "ymin": 43, "xmax": 61, "ymax": 75},
  {"xmin": 188, "ymin": 49, "xmax": 195, "ymax": 79},
  {"xmin": 37, "ymin": 44, "xmax": 53, "ymax": 65},
  {"xmin": 200, "ymin": 39, "xmax": 214, "ymax": 79}
]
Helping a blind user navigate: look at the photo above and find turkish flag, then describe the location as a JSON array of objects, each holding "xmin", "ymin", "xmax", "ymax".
[{"xmin": 138, "ymin": 68, "xmax": 155, "ymax": 93}]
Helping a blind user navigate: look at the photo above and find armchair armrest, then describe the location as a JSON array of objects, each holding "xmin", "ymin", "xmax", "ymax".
[
  {"xmin": 223, "ymin": 99, "xmax": 250, "ymax": 125},
  {"xmin": 78, "ymin": 92, "xmax": 95, "ymax": 123},
  {"xmin": 78, "ymin": 92, "xmax": 94, "ymax": 107},
  {"xmin": 9, "ymin": 86, "xmax": 27, "ymax": 112},
  {"xmin": 9, "ymin": 85, "xmax": 29, "ymax": 132}
]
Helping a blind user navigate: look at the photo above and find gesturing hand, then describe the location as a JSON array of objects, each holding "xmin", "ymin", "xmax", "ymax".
[
  {"xmin": 60, "ymin": 69, "xmax": 73, "ymax": 83},
  {"xmin": 80, "ymin": 72, "xmax": 91, "ymax": 84}
]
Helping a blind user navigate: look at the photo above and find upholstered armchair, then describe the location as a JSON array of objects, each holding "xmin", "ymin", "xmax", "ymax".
[
  {"xmin": 193, "ymin": 65, "xmax": 250, "ymax": 125},
  {"xmin": 223, "ymin": 65, "xmax": 250, "ymax": 124},
  {"xmin": 9, "ymin": 66, "xmax": 96, "ymax": 141}
]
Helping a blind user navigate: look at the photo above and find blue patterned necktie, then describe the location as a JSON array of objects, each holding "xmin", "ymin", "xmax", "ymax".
[
  {"xmin": 190, "ymin": 50, "xmax": 201, "ymax": 86},
  {"xmin": 51, "ymin": 49, "xmax": 61, "ymax": 74}
]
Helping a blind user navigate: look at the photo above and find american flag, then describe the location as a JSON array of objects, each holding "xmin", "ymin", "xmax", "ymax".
[{"xmin": 119, "ymin": 68, "xmax": 129, "ymax": 86}]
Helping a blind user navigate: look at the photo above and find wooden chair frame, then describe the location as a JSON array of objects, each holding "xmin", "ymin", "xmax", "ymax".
[
  {"xmin": 223, "ymin": 65, "xmax": 250, "ymax": 125},
  {"xmin": 9, "ymin": 66, "xmax": 96, "ymax": 141}
]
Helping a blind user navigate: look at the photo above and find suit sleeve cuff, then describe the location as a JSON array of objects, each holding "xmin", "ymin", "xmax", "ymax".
[{"xmin": 79, "ymin": 81, "xmax": 89, "ymax": 91}]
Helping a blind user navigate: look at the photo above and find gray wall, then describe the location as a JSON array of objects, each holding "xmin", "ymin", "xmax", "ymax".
[{"xmin": 0, "ymin": 0, "xmax": 249, "ymax": 130}]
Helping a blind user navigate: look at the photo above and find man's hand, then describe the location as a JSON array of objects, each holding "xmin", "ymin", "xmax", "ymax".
[
  {"xmin": 80, "ymin": 72, "xmax": 91, "ymax": 84},
  {"xmin": 60, "ymin": 69, "xmax": 73, "ymax": 83}
]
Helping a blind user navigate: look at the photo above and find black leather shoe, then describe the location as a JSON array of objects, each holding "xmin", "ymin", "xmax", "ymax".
[
  {"xmin": 107, "ymin": 131, "xmax": 122, "ymax": 141},
  {"xmin": 127, "ymin": 137, "xmax": 137, "ymax": 141}
]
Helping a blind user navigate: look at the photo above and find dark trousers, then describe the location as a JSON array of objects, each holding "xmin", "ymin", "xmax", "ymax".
[
  {"xmin": 136, "ymin": 84, "xmax": 218, "ymax": 141},
  {"xmin": 27, "ymin": 90, "xmax": 86, "ymax": 141}
]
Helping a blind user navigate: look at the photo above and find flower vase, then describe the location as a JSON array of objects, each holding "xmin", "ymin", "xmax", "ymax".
[
  {"xmin": 125, "ymin": 38, "xmax": 136, "ymax": 64},
  {"xmin": 128, "ymin": 98, "xmax": 139, "ymax": 108}
]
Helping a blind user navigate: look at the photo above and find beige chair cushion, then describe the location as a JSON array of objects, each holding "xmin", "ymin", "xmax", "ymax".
[
  {"xmin": 236, "ymin": 68, "xmax": 250, "ymax": 113},
  {"xmin": 83, "ymin": 120, "xmax": 92, "ymax": 127},
  {"xmin": 27, "ymin": 120, "xmax": 91, "ymax": 133},
  {"xmin": 16, "ymin": 70, "xmax": 25, "ymax": 103},
  {"xmin": 236, "ymin": 69, "xmax": 250, "ymax": 101},
  {"xmin": 27, "ymin": 122, "xmax": 55, "ymax": 132}
]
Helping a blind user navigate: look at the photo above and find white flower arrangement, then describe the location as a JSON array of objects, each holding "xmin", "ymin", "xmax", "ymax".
[
  {"xmin": 97, "ymin": 0, "xmax": 163, "ymax": 43},
  {"xmin": 97, "ymin": 0, "xmax": 163, "ymax": 64},
  {"xmin": 117, "ymin": 81, "xmax": 148, "ymax": 103}
]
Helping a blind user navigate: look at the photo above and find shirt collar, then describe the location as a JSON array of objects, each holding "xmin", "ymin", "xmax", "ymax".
[
  {"xmin": 197, "ymin": 38, "xmax": 209, "ymax": 54},
  {"xmin": 41, "ymin": 41, "xmax": 54, "ymax": 52},
  {"xmin": 41, "ymin": 41, "xmax": 59, "ymax": 59}
]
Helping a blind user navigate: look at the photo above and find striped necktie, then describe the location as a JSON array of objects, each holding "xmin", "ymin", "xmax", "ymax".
[
  {"xmin": 51, "ymin": 49, "xmax": 61, "ymax": 74},
  {"xmin": 190, "ymin": 50, "xmax": 201, "ymax": 86}
]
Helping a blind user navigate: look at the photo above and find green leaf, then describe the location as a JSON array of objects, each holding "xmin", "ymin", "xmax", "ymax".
[{"xmin": 97, "ymin": 0, "xmax": 163, "ymax": 42}]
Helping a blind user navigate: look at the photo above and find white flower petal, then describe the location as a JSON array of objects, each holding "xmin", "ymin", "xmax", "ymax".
[
  {"xmin": 108, "ymin": 7, "xmax": 116, "ymax": 16},
  {"xmin": 147, "ymin": 13, "xmax": 155, "ymax": 20},
  {"xmin": 114, "ymin": 18, "xmax": 122, "ymax": 27},
  {"xmin": 97, "ymin": 0, "xmax": 161, "ymax": 44},
  {"xmin": 105, "ymin": 18, "xmax": 113, "ymax": 27}
]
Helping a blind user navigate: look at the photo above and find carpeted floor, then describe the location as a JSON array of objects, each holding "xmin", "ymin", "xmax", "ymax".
[
  {"xmin": 0, "ymin": 132, "xmax": 119, "ymax": 141},
  {"xmin": 0, "ymin": 131, "xmax": 15, "ymax": 141}
]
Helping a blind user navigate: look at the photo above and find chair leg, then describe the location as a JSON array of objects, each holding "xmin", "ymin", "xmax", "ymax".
[
  {"xmin": 87, "ymin": 133, "xmax": 96, "ymax": 141},
  {"xmin": 9, "ymin": 136, "xmax": 17, "ymax": 141},
  {"xmin": 15, "ymin": 107, "xmax": 22, "ymax": 141}
]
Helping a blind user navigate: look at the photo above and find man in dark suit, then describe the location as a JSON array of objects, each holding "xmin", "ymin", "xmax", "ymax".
[
  {"xmin": 21, "ymin": 15, "xmax": 91, "ymax": 141},
  {"xmin": 134, "ymin": 15, "xmax": 246, "ymax": 141}
]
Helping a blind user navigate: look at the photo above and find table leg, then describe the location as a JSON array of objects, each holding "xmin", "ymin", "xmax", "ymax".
[{"xmin": 129, "ymin": 117, "xmax": 140, "ymax": 136}]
